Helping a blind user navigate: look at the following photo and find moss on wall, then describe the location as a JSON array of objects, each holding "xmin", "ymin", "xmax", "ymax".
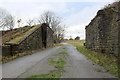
[{"xmin": 2, "ymin": 23, "xmax": 54, "ymax": 56}]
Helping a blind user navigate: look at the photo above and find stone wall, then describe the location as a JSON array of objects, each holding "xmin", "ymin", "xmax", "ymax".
[
  {"xmin": 2, "ymin": 23, "xmax": 54, "ymax": 56},
  {"xmin": 118, "ymin": 2, "xmax": 120, "ymax": 78},
  {"xmin": 46, "ymin": 26, "xmax": 54, "ymax": 47},
  {"xmin": 12, "ymin": 25, "xmax": 43, "ymax": 55},
  {"xmin": 2, "ymin": 45, "xmax": 11, "ymax": 56},
  {"xmin": 85, "ymin": 2, "xmax": 119, "ymax": 56}
]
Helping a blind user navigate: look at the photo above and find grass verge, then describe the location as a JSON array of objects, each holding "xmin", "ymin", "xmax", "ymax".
[
  {"xmin": 53, "ymin": 43, "xmax": 64, "ymax": 46},
  {"xmin": 27, "ymin": 51, "xmax": 68, "ymax": 79},
  {"xmin": 65, "ymin": 40, "xmax": 118, "ymax": 77}
]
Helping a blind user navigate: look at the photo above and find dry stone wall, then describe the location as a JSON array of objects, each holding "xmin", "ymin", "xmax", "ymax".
[
  {"xmin": 85, "ymin": 2, "xmax": 119, "ymax": 56},
  {"xmin": 46, "ymin": 26, "xmax": 54, "ymax": 47}
]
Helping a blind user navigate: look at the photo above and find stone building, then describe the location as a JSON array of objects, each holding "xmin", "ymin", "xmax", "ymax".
[
  {"xmin": 2, "ymin": 23, "xmax": 54, "ymax": 56},
  {"xmin": 85, "ymin": 1, "xmax": 120, "ymax": 56}
]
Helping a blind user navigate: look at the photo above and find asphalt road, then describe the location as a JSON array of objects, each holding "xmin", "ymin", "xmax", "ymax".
[
  {"xmin": 1, "ymin": 43, "xmax": 116, "ymax": 78},
  {"xmin": 2, "ymin": 46, "xmax": 64, "ymax": 78},
  {"xmin": 62, "ymin": 43, "xmax": 115, "ymax": 78}
]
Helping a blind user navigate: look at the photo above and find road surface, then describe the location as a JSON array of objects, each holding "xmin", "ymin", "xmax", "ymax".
[{"xmin": 1, "ymin": 43, "xmax": 116, "ymax": 78}]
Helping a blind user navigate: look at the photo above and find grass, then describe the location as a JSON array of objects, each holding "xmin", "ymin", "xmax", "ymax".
[
  {"xmin": 27, "ymin": 51, "xmax": 68, "ymax": 79},
  {"xmin": 96, "ymin": 68, "xmax": 102, "ymax": 72},
  {"xmin": 65, "ymin": 40, "xmax": 118, "ymax": 77},
  {"xmin": 9, "ymin": 24, "xmax": 41, "ymax": 43},
  {"xmin": 27, "ymin": 72, "xmax": 62, "ymax": 79},
  {"xmin": 63, "ymin": 47, "xmax": 66, "ymax": 49},
  {"xmin": 53, "ymin": 43, "xmax": 64, "ymax": 46},
  {"xmin": 2, "ymin": 26, "xmax": 32, "ymax": 45},
  {"xmin": 48, "ymin": 52, "xmax": 67, "ymax": 69},
  {"xmin": 64, "ymin": 40, "xmax": 85, "ymax": 46}
]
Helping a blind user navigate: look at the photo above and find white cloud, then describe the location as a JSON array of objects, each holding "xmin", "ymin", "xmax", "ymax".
[
  {"xmin": 0, "ymin": 0, "xmax": 115, "ymax": 39},
  {"xmin": 0, "ymin": 2, "xmax": 69, "ymax": 17},
  {"xmin": 65, "ymin": 4, "xmax": 106, "ymax": 26},
  {"xmin": 0, "ymin": 0, "xmax": 37, "ymax": 3},
  {"xmin": 2, "ymin": 0, "xmax": 115, "ymax": 3},
  {"xmin": 64, "ymin": 3, "xmax": 109, "ymax": 39},
  {"xmin": 0, "ymin": 2, "xmax": 70, "ymax": 27},
  {"xmin": 36, "ymin": 3, "xmax": 70, "ymax": 14},
  {"xmin": 65, "ymin": 24, "xmax": 85, "ymax": 39},
  {"xmin": 0, "ymin": 0, "xmax": 115, "ymax": 4}
]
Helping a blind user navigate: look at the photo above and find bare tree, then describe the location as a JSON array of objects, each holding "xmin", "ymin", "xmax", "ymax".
[
  {"xmin": 26, "ymin": 18, "xmax": 36, "ymax": 26},
  {"xmin": 17, "ymin": 19, "xmax": 22, "ymax": 28},
  {"xmin": 0, "ymin": 8, "xmax": 15, "ymax": 30},
  {"xmin": 37, "ymin": 11, "xmax": 65, "ymax": 42},
  {"xmin": 0, "ymin": 8, "xmax": 8, "ymax": 30},
  {"xmin": 37, "ymin": 11, "xmax": 54, "ymax": 25},
  {"xmin": 5, "ymin": 14, "xmax": 15, "ymax": 30}
]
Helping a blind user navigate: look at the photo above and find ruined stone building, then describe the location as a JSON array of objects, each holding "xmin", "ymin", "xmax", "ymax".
[
  {"xmin": 85, "ymin": 1, "xmax": 120, "ymax": 56},
  {"xmin": 2, "ymin": 23, "xmax": 54, "ymax": 56}
]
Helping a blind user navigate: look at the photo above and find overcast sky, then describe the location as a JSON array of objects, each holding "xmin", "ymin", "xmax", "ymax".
[{"xmin": 0, "ymin": 0, "xmax": 115, "ymax": 39}]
